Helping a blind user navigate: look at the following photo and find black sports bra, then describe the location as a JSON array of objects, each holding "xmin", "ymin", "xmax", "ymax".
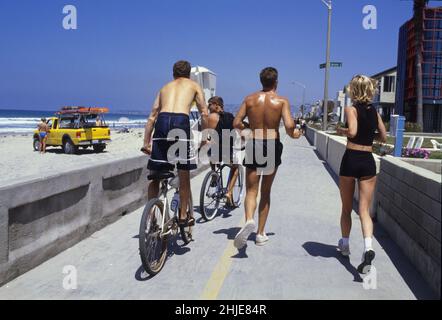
[{"xmin": 347, "ymin": 103, "xmax": 378, "ymax": 147}]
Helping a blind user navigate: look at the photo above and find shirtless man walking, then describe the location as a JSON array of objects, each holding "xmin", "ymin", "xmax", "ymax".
[
  {"xmin": 233, "ymin": 67, "xmax": 302, "ymax": 248},
  {"xmin": 142, "ymin": 60, "xmax": 209, "ymax": 227}
]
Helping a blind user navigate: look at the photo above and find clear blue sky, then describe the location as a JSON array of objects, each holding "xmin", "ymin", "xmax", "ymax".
[{"xmin": 0, "ymin": 0, "xmax": 440, "ymax": 112}]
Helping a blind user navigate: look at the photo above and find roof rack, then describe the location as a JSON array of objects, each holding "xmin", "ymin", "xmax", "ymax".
[{"xmin": 56, "ymin": 106, "xmax": 109, "ymax": 115}]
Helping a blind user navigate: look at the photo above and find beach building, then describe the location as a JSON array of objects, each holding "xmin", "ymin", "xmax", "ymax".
[
  {"xmin": 372, "ymin": 67, "xmax": 397, "ymax": 122},
  {"xmin": 189, "ymin": 66, "xmax": 217, "ymax": 131},
  {"xmin": 334, "ymin": 90, "xmax": 352, "ymax": 123},
  {"xmin": 190, "ymin": 66, "xmax": 217, "ymax": 103},
  {"xmin": 396, "ymin": 6, "xmax": 442, "ymax": 132}
]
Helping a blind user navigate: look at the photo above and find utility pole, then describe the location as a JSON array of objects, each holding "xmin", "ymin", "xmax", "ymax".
[{"xmin": 321, "ymin": 0, "xmax": 332, "ymax": 131}]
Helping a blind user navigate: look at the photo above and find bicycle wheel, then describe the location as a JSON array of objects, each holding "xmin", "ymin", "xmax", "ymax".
[
  {"xmin": 231, "ymin": 166, "xmax": 244, "ymax": 207},
  {"xmin": 199, "ymin": 170, "xmax": 221, "ymax": 221},
  {"xmin": 139, "ymin": 198, "xmax": 168, "ymax": 276},
  {"xmin": 179, "ymin": 194, "xmax": 194, "ymax": 245}
]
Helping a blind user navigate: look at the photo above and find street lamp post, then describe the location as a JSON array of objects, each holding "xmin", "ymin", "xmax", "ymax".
[
  {"xmin": 292, "ymin": 81, "xmax": 306, "ymax": 118},
  {"xmin": 321, "ymin": 0, "xmax": 332, "ymax": 131}
]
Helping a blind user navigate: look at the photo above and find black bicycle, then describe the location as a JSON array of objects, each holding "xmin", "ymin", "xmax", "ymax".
[
  {"xmin": 199, "ymin": 164, "xmax": 244, "ymax": 222},
  {"xmin": 139, "ymin": 171, "xmax": 194, "ymax": 276}
]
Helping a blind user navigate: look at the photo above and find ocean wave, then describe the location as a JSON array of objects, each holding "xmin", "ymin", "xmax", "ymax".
[
  {"xmin": 0, "ymin": 117, "xmax": 147, "ymax": 129},
  {"xmin": 0, "ymin": 128, "xmax": 34, "ymax": 134},
  {"xmin": 0, "ymin": 118, "xmax": 42, "ymax": 125}
]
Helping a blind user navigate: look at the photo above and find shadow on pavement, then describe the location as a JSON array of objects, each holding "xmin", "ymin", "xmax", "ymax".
[
  {"xmin": 213, "ymin": 228, "xmax": 276, "ymax": 259},
  {"xmin": 302, "ymin": 241, "xmax": 363, "ymax": 283},
  {"xmin": 232, "ymin": 246, "xmax": 248, "ymax": 259},
  {"xmin": 134, "ymin": 265, "xmax": 155, "ymax": 282},
  {"xmin": 195, "ymin": 206, "xmax": 236, "ymax": 224},
  {"xmin": 372, "ymin": 227, "xmax": 437, "ymax": 300},
  {"xmin": 214, "ymin": 227, "xmax": 241, "ymax": 240},
  {"xmin": 44, "ymin": 148, "xmax": 108, "ymax": 155}
]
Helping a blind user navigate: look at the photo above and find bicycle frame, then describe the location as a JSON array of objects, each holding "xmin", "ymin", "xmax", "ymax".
[
  {"xmin": 212, "ymin": 163, "xmax": 236, "ymax": 199},
  {"xmin": 156, "ymin": 179, "xmax": 178, "ymax": 239}
]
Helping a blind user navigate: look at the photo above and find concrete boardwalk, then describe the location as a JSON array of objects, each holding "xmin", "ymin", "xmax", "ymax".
[{"xmin": 0, "ymin": 137, "xmax": 436, "ymax": 300}]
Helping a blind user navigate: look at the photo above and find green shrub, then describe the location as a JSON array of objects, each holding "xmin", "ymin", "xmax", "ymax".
[
  {"xmin": 384, "ymin": 121, "xmax": 422, "ymax": 133},
  {"xmin": 405, "ymin": 122, "xmax": 422, "ymax": 133},
  {"xmin": 429, "ymin": 152, "xmax": 442, "ymax": 160}
]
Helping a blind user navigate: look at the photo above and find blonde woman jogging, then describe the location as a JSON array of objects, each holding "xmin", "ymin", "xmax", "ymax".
[{"xmin": 337, "ymin": 75, "xmax": 387, "ymax": 274}]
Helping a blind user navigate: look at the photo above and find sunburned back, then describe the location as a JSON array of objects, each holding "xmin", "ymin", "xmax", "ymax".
[
  {"xmin": 38, "ymin": 122, "xmax": 48, "ymax": 132},
  {"xmin": 246, "ymin": 92, "xmax": 284, "ymax": 139},
  {"xmin": 159, "ymin": 78, "xmax": 198, "ymax": 115}
]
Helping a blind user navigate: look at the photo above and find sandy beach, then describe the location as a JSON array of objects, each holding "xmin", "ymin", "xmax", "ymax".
[{"xmin": 0, "ymin": 128, "xmax": 147, "ymax": 186}]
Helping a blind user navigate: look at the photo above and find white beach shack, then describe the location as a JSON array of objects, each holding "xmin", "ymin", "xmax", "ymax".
[
  {"xmin": 191, "ymin": 66, "xmax": 217, "ymax": 103},
  {"xmin": 189, "ymin": 66, "xmax": 217, "ymax": 151}
]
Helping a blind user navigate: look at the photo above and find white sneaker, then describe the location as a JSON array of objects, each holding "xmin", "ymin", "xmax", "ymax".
[
  {"xmin": 255, "ymin": 234, "xmax": 269, "ymax": 246},
  {"xmin": 357, "ymin": 249, "xmax": 376, "ymax": 274},
  {"xmin": 234, "ymin": 220, "xmax": 255, "ymax": 249},
  {"xmin": 338, "ymin": 239, "xmax": 350, "ymax": 256}
]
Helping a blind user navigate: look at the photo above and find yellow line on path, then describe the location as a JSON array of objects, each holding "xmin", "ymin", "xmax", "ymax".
[{"xmin": 200, "ymin": 221, "xmax": 245, "ymax": 300}]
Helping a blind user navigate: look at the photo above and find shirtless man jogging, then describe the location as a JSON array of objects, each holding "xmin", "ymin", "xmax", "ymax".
[
  {"xmin": 37, "ymin": 118, "xmax": 49, "ymax": 154},
  {"xmin": 233, "ymin": 67, "xmax": 302, "ymax": 248},
  {"xmin": 142, "ymin": 60, "xmax": 209, "ymax": 227}
]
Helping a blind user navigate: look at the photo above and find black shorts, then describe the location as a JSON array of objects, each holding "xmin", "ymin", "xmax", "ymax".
[
  {"xmin": 339, "ymin": 149, "xmax": 376, "ymax": 179},
  {"xmin": 147, "ymin": 112, "xmax": 197, "ymax": 172},
  {"xmin": 243, "ymin": 138, "xmax": 283, "ymax": 170}
]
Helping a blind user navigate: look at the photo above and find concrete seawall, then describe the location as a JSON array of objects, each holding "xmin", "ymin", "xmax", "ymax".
[
  {"xmin": 305, "ymin": 126, "xmax": 442, "ymax": 297},
  {"xmin": 377, "ymin": 156, "xmax": 441, "ymax": 296},
  {"xmin": 0, "ymin": 156, "xmax": 207, "ymax": 286}
]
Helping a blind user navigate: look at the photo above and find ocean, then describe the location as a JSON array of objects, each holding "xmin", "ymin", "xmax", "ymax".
[
  {"xmin": 0, "ymin": 105, "xmax": 242, "ymax": 135},
  {"xmin": 0, "ymin": 109, "xmax": 150, "ymax": 134}
]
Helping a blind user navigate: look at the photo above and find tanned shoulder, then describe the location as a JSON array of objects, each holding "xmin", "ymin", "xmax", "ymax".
[
  {"xmin": 279, "ymin": 96, "xmax": 290, "ymax": 105},
  {"xmin": 244, "ymin": 91, "xmax": 260, "ymax": 104}
]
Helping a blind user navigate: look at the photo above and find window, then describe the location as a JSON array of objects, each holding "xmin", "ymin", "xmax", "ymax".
[
  {"xmin": 426, "ymin": 10, "xmax": 435, "ymax": 19},
  {"xmin": 383, "ymin": 76, "xmax": 396, "ymax": 93},
  {"xmin": 423, "ymin": 63, "xmax": 432, "ymax": 74},
  {"xmin": 424, "ymin": 41, "xmax": 433, "ymax": 51},
  {"xmin": 425, "ymin": 20, "xmax": 434, "ymax": 30},
  {"xmin": 60, "ymin": 118, "xmax": 75, "ymax": 129}
]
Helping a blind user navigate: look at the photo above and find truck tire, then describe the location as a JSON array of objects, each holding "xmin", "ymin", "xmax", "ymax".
[
  {"xmin": 63, "ymin": 139, "xmax": 78, "ymax": 154},
  {"xmin": 33, "ymin": 138, "xmax": 40, "ymax": 151}
]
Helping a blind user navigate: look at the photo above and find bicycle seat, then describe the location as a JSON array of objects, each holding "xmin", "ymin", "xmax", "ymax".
[{"xmin": 147, "ymin": 171, "xmax": 175, "ymax": 181}]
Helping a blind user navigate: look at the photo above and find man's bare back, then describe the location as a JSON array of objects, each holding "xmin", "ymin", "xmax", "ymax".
[
  {"xmin": 159, "ymin": 78, "xmax": 204, "ymax": 115},
  {"xmin": 234, "ymin": 90, "xmax": 298, "ymax": 140},
  {"xmin": 242, "ymin": 91, "xmax": 292, "ymax": 139},
  {"xmin": 143, "ymin": 77, "xmax": 208, "ymax": 153}
]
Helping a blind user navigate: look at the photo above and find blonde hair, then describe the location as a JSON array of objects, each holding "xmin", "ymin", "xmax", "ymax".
[{"xmin": 346, "ymin": 75, "xmax": 378, "ymax": 104}]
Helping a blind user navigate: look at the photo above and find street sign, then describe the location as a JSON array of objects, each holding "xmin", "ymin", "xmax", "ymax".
[{"xmin": 320, "ymin": 62, "xmax": 343, "ymax": 69}]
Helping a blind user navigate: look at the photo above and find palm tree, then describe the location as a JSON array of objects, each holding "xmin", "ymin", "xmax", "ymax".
[{"xmin": 413, "ymin": 0, "xmax": 429, "ymax": 131}]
